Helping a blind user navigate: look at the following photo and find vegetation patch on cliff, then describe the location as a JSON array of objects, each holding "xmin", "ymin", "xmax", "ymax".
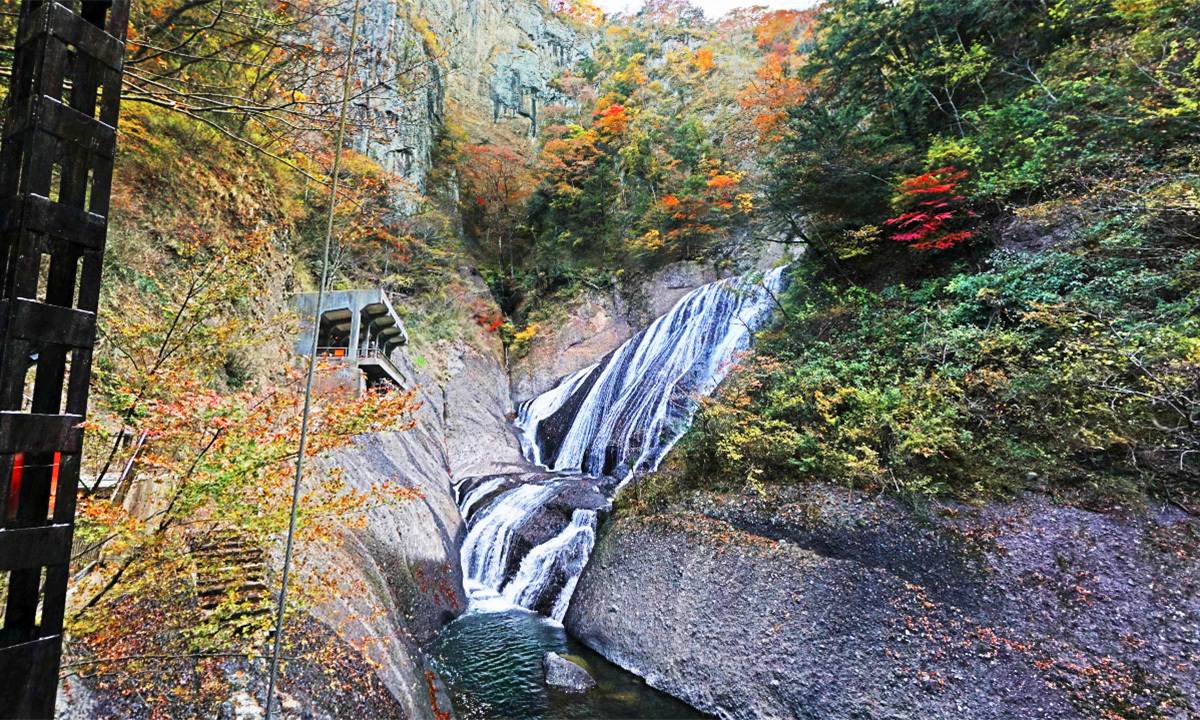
[{"xmin": 639, "ymin": 0, "xmax": 1199, "ymax": 509}]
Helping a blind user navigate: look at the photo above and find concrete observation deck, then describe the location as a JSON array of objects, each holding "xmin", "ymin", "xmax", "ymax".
[{"xmin": 292, "ymin": 289, "xmax": 409, "ymax": 391}]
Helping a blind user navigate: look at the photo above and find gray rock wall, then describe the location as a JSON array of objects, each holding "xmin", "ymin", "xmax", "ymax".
[
  {"xmin": 344, "ymin": 0, "xmax": 595, "ymax": 203},
  {"xmin": 420, "ymin": 0, "xmax": 594, "ymax": 138},
  {"xmin": 345, "ymin": 0, "xmax": 444, "ymax": 201},
  {"xmin": 282, "ymin": 273, "xmax": 535, "ymax": 719},
  {"xmin": 565, "ymin": 486, "xmax": 1200, "ymax": 720}
]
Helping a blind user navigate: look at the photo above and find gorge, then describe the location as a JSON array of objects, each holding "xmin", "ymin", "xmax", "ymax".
[{"xmin": 30, "ymin": 0, "xmax": 1199, "ymax": 718}]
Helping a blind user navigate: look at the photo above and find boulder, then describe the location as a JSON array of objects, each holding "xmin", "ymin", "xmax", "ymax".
[{"xmin": 542, "ymin": 652, "xmax": 596, "ymax": 693}]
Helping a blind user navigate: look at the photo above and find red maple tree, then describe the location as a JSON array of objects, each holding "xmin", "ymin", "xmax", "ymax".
[{"xmin": 884, "ymin": 167, "xmax": 977, "ymax": 252}]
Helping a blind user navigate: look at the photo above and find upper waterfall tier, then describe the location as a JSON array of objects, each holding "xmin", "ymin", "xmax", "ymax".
[{"xmin": 516, "ymin": 267, "xmax": 787, "ymax": 479}]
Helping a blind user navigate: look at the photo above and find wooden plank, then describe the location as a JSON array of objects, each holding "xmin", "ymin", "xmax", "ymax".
[
  {"xmin": 49, "ymin": 3, "xmax": 127, "ymax": 69},
  {"xmin": 0, "ymin": 2, "xmax": 129, "ymax": 716},
  {"xmin": 0, "ymin": 412, "xmax": 84, "ymax": 454},
  {"xmin": 1, "ymin": 96, "xmax": 117, "ymax": 158},
  {"xmin": 0, "ymin": 636, "xmax": 63, "ymax": 719},
  {"xmin": 0, "ymin": 194, "xmax": 107, "ymax": 249},
  {"xmin": 4, "ymin": 298, "xmax": 96, "ymax": 348},
  {"xmin": 0, "ymin": 525, "xmax": 72, "ymax": 571},
  {"xmin": 17, "ymin": 3, "xmax": 125, "ymax": 70}
]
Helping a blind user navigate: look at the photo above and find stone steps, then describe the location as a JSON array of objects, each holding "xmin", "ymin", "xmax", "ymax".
[{"xmin": 187, "ymin": 530, "xmax": 273, "ymax": 634}]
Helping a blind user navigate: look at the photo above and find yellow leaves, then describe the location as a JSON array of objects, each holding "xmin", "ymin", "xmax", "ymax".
[
  {"xmin": 1183, "ymin": 336, "xmax": 1200, "ymax": 364},
  {"xmin": 630, "ymin": 229, "xmax": 666, "ymax": 255},
  {"xmin": 836, "ymin": 225, "xmax": 881, "ymax": 260},
  {"xmin": 736, "ymin": 193, "xmax": 755, "ymax": 214},
  {"xmin": 813, "ymin": 386, "xmax": 856, "ymax": 425},
  {"xmin": 1021, "ymin": 301, "xmax": 1072, "ymax": 328},
  {"xmin": 551, "ymin": 0, "xmax": 606, "ymax": 27},
  {"xmin": 512, "ymin": 323, "xmax": 540, "ymax": 345}
]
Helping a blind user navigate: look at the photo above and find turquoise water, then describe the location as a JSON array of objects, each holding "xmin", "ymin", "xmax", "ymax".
[{"xmin": 430, "ymin": 609, "xmax": 709, "ymax": 720}]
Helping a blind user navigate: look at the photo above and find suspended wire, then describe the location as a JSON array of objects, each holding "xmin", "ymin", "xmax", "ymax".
[{"xmin": 263, "ymin": 0, "xmax": 361, "ymax": 716}]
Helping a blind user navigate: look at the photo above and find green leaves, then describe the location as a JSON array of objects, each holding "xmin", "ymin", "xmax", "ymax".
[{"xmin": 669, "ymin": 209, "xmax": 1200, "ymax": 503}]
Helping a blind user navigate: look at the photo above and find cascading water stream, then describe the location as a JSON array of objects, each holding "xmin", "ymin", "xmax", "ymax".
[
  {"xmin": 503, "ymin": 509, "xmax": 597, "ymax": 619},
  {"xmin": 516, "ymin": 364, "xmax": 598, "ymax": 467},
  {"xmin": 455, "ymin": 267, "xmax": 786, "ymax": 623},
  {"xmin": 523, "ymin": 266, "xmax": 786, "ymax": 481},
  {"xmin": 461, "ymin": 483, "xmax": 560, "ymax": 598}
]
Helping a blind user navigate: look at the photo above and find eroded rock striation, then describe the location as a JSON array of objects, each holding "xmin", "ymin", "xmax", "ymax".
[
  {"xmin": 566, "ymin": 486, "xmax": 1200, "ymax": 720},
  {"xmin": 343, "ymin": 0, "xmax": 595, "ymax": 203}
]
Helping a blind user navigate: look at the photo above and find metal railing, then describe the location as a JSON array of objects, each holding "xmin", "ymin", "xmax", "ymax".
[
  {"xmin": 360, "ymin": 347, "xmax": 404, "ymax": 383},
  {"xmin": 315, "ymin": 346, "xmax": 404, "ymax": 385},
  {"xmin": 316, "ymin": 346, "xmax": 351, "ymax": 359}
]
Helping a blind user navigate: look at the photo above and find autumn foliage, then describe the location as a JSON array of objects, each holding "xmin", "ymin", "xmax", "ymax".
[
  {"xmin": 884, "ymin": 167, "xmax": 977, "ymax": 252},
  {"xmin": 70, "ymin": 221, "xmax": 422, "ymax": 711},
  {"xmin": 459, "ymin": 143, "xmax": 533, "ymax": 271},
  {"xmin": 738, "ymin": 11, "xmax": 815, "ymax": 142},
  {"xmin": 550, "ymin": 0, "xmax": 606, "ymax": 26}
]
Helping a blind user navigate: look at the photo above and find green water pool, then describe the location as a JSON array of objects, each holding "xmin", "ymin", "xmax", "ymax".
[{"xmin": 430, "ymin": 609, "xmax": 710, "ymax": 720}]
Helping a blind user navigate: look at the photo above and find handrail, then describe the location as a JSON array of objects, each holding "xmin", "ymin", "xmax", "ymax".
[
  {"xmin": 361, "ymin": 347, "xmax": 403, "ymax": 379},
  {"xmin": 314, "ymin": 346, "xmax": 404, "ymax": 383}
]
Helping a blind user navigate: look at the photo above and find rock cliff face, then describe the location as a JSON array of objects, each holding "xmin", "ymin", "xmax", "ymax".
[
  {"xmin": 343, "ymin": 0, "xmax": 445, "ymax": 199},
  {"xmin": 565, "ymin": 486, "xmax": 1200, "ymax": 720},
  {"xmin": 423, "ymin": 0, "xmax": 595, "ymax": 138},
  {"xmin": 347, "ymin": 0, "xmax": 594, "ymax": 200}
]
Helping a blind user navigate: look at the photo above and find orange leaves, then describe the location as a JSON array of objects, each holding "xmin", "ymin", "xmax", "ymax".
[
  {"xmin": 706, "ymin": 173, "xmax": 739, "ymax": 189},
  {"xmin": 550, "ymin": 0, "xmax": 606, "ymax": 26},
  {"xmin": 693, "ymin": 47, "xmax": 716, "ymax": 74},
  {"xmin": 753, "ymin": 10, "xmax": 816, "ymax": 57},
  {"xmin": 739, "ymin": 55, "xmax": 810, "ymax": 144},
  {"xmin": 458, "ymin": 144, "xmax": 534, "ymax": 263},
  {"xmin": 71, "ymin": 364, "xmax": 422, "ymax": 680},
  {"xmin": 735, "ymin": 9, "xmax": 816, "ymax": 145},
  {"xmin": 631, "ymin": 167, "xmax": 750, "ymax": 262},
  {"xmin": 896, "ymin": 167, "xmax": 969, "ymax": 196},
  {"xmin": 594, "ymin": 103, "xmax": 630, "ymax": 136}
]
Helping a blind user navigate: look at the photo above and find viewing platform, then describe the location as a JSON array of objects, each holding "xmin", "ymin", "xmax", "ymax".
[{"xmin": 292, "ymin": 289, "xmax": 410, "ymax": 391}]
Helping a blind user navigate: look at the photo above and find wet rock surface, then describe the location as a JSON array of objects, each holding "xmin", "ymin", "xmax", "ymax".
[
  {"xmin": 530, "ymin": 364, "xmax": 605, "ymax": 468},
  {"xmin": 566, "ymin": 485, "xmax": 1200, "ymax": 720},
  {"xmin": 543, "ymin": 652, "xmax": 597, "ymax": 693}
]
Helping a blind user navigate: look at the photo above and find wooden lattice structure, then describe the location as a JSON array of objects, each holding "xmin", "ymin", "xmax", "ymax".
[{"xmin": 0, "ymin": 1, "xmax": 129, "ymax": 716}]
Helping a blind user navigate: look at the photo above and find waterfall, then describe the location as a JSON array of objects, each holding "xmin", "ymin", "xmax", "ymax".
[
  {"xmin": 459, "ymin": 475, "xmax": 510, "ymax": 522},
  {"xmin": 520, "ymin": 266, "xmax": 786, "ymax": 479},
  {"xmin": 502, "ymin": 509, "xmax": 596, "ymax": 622},
  {"xmin": 461, "ymin": 482, "xmax": 559, "ymax": 601},
  {"xmin": 457, "ymin": 267, "xmax": 786, "ymax": 622},
  {"xmin": 516, "ymin": 364, "xmax": 597, "ymax": 466}
]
